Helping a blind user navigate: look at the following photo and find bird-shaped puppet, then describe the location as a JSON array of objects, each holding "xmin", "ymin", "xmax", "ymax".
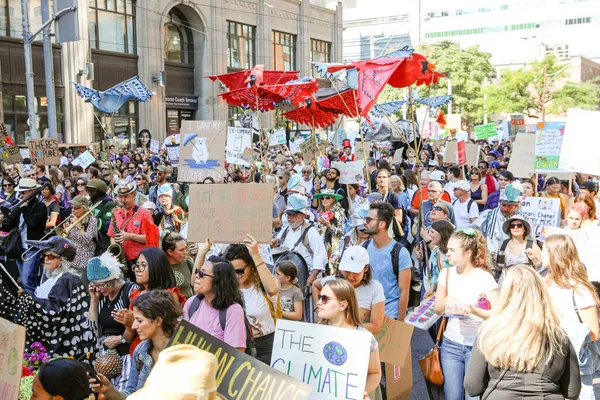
[
  {"xmin": 205, "ymin": 65, "xmax": 299, "ymax": 91},
  {"xmin": 70, "ymin": 76, "xmax": 154, "ymax": 114},
  {"xmin": 281, "ymin": 89, "xmax": 359, "ymax": 128}
]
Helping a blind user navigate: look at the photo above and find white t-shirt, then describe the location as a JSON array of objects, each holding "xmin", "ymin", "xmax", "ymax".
[
  {"xmin": 322, "ymin": 277, "xmax": 386, "ymax": 310},
  {"xmin": 452, "ymin": 198, "xmax": 480, "ymax": 229},
  {"xmin": 548, "ymin": 281, "xmax": 596, "ymax": 324},
  {"xmin": 240, "ymin": 285, "xmax": 278, "ymax": 337},
  {"xmin": 438, "ymin": 267, "xmax": 498, "ymax": 346}
]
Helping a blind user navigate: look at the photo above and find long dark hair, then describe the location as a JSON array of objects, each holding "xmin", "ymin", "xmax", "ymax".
[
  {"xmin": 132, "ymin": 290, "xmax": 182, "ymax": 337},
  {"xmin": 37, "ymin": 358, "xmax": 91, "ymax": 400},
  {"xmin": 431, "ymin": 220, "xmax": 455, "ymax": 254},
  {"xmin": 206, "ymin": 255, "xmax": 244, "ymax": 310},
  {"xmin": 222, "ymin": 244, "xmax": 264, "ymax": 290},
  {"xmin": 139, "ymin": 247, "xmax": 176, "ymax": 290}
]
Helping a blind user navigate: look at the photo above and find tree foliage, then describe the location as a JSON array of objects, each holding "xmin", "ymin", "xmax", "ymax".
[{"xmin": 484, "ymin": 55, "xmax": 600, "ymax": 119}]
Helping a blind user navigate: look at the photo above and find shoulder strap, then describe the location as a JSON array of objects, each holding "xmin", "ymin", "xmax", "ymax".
[
  {"xmin": 291, "ymin": 222, "xmax": 313, "ymax": 254},
  {"xmin": 572, "ymin": 290, "xmax": 584, "ymax": 323},
  {"xmin": 482, "ymin": 369, "xmax": 509, "ymax": 400},
  {"xmin": 390, "ymin": 242, "xmax": 402, "ymax": 279},
  {"xmin": 187, "ymin": 294, "xmax": 204, "ymax": 319},
  {"xmin": 218, "ymin": 308, "xmax": 227, "ymax": 331},
  {"xmin": 499, "ymin": 239, "xmax": 510, "ymax": 252},
  {"xmin": 526, "ymin": 239, "xmax": 534, "ymax": 250},
  {"xmin": 361, "ymin": 239, "xmax": 371, "ymax": 249},
  {"xmin": 185, "ymin": 258, "xmax": 194, "ymax": 274},
  {"xmin": 280, "ymin": 226, "xmax": 290, "ymax": 244}
]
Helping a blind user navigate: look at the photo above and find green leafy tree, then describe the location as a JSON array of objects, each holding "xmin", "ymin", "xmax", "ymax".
[{"xmin": 484, "ymin": 55, "xmax": 600, "ymax": 119}]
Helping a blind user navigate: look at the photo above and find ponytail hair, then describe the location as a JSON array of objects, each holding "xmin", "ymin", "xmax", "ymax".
[
  {"xmin": 276, "ymin": 261, "xmax": 300, "ymax": 288},
  {"xmin": 451, "ymin": 229, "xmax": 491, "ymax": 272}
]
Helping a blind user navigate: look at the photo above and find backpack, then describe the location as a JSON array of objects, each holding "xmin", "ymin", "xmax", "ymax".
[
  {"xmin": 498, "ymin": 238, "xmax": 534, "ymax": 267},
  {"xmin": 280, "ymin": 221, "xmax": 314, "ymax": 258},
  {"xmin": 187, "ymin": 294, "xmax": 257, "ymax": 357},
  {"xmin": 452, "ymin": 198, "xmax": 475, "ymax": 212},
  {"xmin": 361, "ymin": 239, "xmax": 403, "ymax": 279}
]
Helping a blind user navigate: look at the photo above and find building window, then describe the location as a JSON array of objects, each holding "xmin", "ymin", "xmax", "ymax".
[
  {"xmin": 89, "ymin": 0, "xmax": 135, "ymax": 54},
  {"xmin": 2, "ymin": 94, "xmax": 64, "ymax": 145},
  {"xmin": 93, "ymin": 100, "xmax": 137, "ymax": 146},
  {"xmin": 164, "ymin": 8, "xmax": 193, "ymax": 63},
  {"xmin": 227, "ymin": 21, "xmax": 255, "ymax": 70},
  {"xmin": 273, "ymin": 31, "xmax": 296, "ymax": 71},
  {"xmin": 1, "ymin": 0, "xmax": 51, "ymax": 38},
  {"xmin": 310, "ymin": 39, "xmax": 331, "ymax": 64}
]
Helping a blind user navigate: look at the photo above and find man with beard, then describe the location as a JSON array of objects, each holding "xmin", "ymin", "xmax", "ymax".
[
  {"xmin": 148, "ymin": 165, "xmax": 174, "ymax": 210},
  {"xmin": 471, "ymin": 183, "xmax": 528, "ymax": 254},
  {"xmin": 314, "ymin": 168, "xmax": 348, "ymax": 213},
  {"xmin": 86, "ymin": 179, "xmax": 115, "ymax": 252}
]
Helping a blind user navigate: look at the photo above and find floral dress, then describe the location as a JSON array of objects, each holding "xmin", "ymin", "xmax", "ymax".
[
  {"xmin": 317, "ymin": 203, "xmax": 347, "ymax": 259},
  {"xmin": 65, "ymin": 217, "xmax": 99, "ymax": 284}
]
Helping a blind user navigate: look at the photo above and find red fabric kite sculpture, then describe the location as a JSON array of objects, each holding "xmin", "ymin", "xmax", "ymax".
[
  {"xmin": 282, "ymin": 89, "xmax": 359, "ymax": 128},
  {"xmin": 205, "ymin": 65, "xmax": 299, "ymax": 91}
]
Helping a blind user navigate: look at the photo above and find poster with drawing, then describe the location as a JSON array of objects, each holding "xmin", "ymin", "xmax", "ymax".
[
  {"xmin": 177, "ymin": 121, "xmax": 227, "ymax": 183},
  {"xmin": 226, "ymin": 127, "xmax": 252, "ymax": 167}
]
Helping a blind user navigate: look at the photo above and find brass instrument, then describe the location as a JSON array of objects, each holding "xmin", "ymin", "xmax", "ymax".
[
  {"xmin": 22, "ymin": 201, "xmax": 102, "ymax": 262},
  {"xmin": 5, "ymin": 182, "xmax": 49, "ymax": 216},
  {"xmin": 107, "ymin": 206, "xmax": 127, "ymax": 266}
]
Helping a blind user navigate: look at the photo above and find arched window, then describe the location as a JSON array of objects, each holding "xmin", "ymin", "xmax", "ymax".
[{"xmin": 163, "ymin": 9, "xmax": 193, "ymax": 64}]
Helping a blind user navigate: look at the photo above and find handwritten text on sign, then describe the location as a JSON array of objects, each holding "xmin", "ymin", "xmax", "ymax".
[
  {"xmin": 27, "ymin": 138, "xmax": 60, "ymax": 165},
  {"xmin": 0, "ymin": 318, "xmax": 26, "ymax": 400},
  {"xmin": 520, "ymin": 196, "xmax": 560, "ymax": 227},
  {"xmin": 535, "ymin": 122, "xmax": 565, "ymax": 170},
  {"xmin": 271, "ymin": 320, "xmax": 371, "ymax": 400},
  {"xmin": 169, "ymin": 320, "xmax": 311, "ymax": 400},
  {"xmin": 187, "ymin": 184, "xmax": 273, "ymax": 243},
  {"xmin": 474, "ymin": 123, "xmax": 497, "ymax": 140},
  {"xmin": 226, "ymin": 127, "xmax": 252, "ymax": 167},
  {"xmin": 177, "ymin": 120, "xmax": 227, "ymax": 182},
  {"xmin": 331, "ymin": 161, "xmax": 364, "ymax": 185}
]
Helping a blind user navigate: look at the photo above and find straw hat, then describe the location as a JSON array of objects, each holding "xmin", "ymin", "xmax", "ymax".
[
  {"xmin": 127, "ymin": 345, "xmax": 224, "ymax": 400},
  {"xmin": 15, "ymin": 178, "xmax": 40, "ymax": 192}
]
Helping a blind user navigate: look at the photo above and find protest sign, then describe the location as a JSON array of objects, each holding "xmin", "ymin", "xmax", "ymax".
[
  {"xmin": 27, "ymin": 138, "xmax": 60, "ymax": 165},
  {"xmin": 271, "ymin": 320, "xmax": 370, "ymax": 400},
  {"xmin": 289, "ymin": 137, "xmax": 304, "ymax": 154},
  {"xmin": 0, "ymin": 122, "xmax": 10, "ymax": 147},
  {"xmin": 166, "ymin": 146, "xmax": 180, "ymax": 165},
  {"xmin": 71, "ymin": 150, "xmax": 95, "ymax": 169},
  {"xmin": 239, "ymin": 147, "xmax": 256, "ymax": 165},
  {"xmin": 178, "ymin": 121, "xmax": 227, "ymax": 182},
  {"xmin": 169, "ymin": 320, "xmax": 311, "ymax": 400},
  {"xmin": 226, "ymin": 127, "xmax": 252, "ymax": 167},
  {"xmin": 559, "ymin": 109, "xmax": 600, "ymax": 175},
  {"xmin": 457, "ymin": 140, "xmax": 467, "ymax": 167},
  {"xmin": 510, "ymin": 114, "xmax": 525, "ymax": 136},
  {"xmin": 300, "ymin": 135, "xmax": 318, "ymax": 155},
  {"xmin": 2, "ymin": 146, "xmax": 22, "ymax": 164},
  {"xmin": 385, "ymin": 353, "xmax": 412, "ymax": 400},
  {"xmin": 355, "ymin": 141, "xmax": 371, "ymax": 161},
  {"xmin": 474, "ymin": 123, "xmax": 497, "ymax": 140},
  {"xmin": 303, "ymin": 151, "xmax": 314, "ymax": 164},
  {"xmin": 149, "ymin": 139, "xmax": 159, "ymax": 154},
  {"xmin": 519, "ymin": 196, "xmax": 561, "ymax": 227},
  {"xmin": 0, "ymin": 318, "xmax": 26, "ymax": 400},
  {"xmin": 335, "ymin": 129, "xmax": 346, "ymax": 148},
  {"xmin": 446, "ymin": 114, "xmax": 461, "ymax": 130},
  {"xmin": 534, "ymin": 122, "xmax": 565, "ymax": 170},
  {"xmin": 331, "ymin": 161, "xmax": 364, "ymax": 185},
  {"xmin": 269, "ymin": 129, "xmax": 287, "ymax": 146},
  {"xmin": 405, "ymin": 295, "xmax": 440, "ymax": 331},
  {"xmin": 187, "ymin": 183, "xmax": 273, "ymax": 243},
  {"xmin": 509, "ymin": 134, "xmax": 574, "ymax": 179},
  {"xmin": 443, "ymin": 141, "xmax": 479, "ymax": 166}
]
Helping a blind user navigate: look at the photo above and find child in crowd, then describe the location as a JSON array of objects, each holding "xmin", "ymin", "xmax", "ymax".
[{"xmin": 275, "ymin": 261, "xmax": 304, "ymax": 321}]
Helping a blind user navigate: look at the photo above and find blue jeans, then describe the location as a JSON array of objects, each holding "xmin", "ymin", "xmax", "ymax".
[
  {"xmin": 16, "ymin": 248, "xmax": 41, "ymax": 294},
  {"xmin": 440, "ymin": 337, "xmax": 479, "ymax": 400}
]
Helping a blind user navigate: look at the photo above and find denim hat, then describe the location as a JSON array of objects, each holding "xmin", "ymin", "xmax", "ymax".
[{"xmin": 25, "ymin": 236, "xmax": 76, "ymax": 262}]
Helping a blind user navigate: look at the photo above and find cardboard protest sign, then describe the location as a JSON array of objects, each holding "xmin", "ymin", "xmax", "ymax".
[
  {"xmin": 187, "ymin": 184, "xmax": 273, "ymax": 243},
  {"xmin": 331, "ymin": 161, "xmax": 364, "ymax": 185},
  {"xmin": 559, "ymin": 109, "xmax": 600, "ymax": 175},
  {"xmin": 300, "ymin": 135, "xmax": 318, "ymax": 155},
  {"xmin": 0, "ymin": 318, "xmax": 26, "ymax": 400},
  {"xmin": 508, "ymin": 134, "xmax": 574, "ymax": 179},
  {"xmin": 535, "ymin": 122, "xmax": 565, "ymax": 170},
  {"xmin": 474, "ymin": 123, "xmax": 497, "ymax": 140},
  {"xmin": 510, "ymin": 114, "xmax": 525, "ymax": 136},
  {"xmin": 303, "ymin": 151, "xmax": 315, "ymax": 164},
  {"xmin": 169, "ymin": 320, "xmax": 311, "ymax": 399},
  {"xmin": 443, "ymin": 141, "xmax": 479, "ymax": 166},
  {"xmin": 71, "ymin": 150, "xmax": 95, "ymax": 169},
  {"xmin": 446, "ymin": 114, "xmax": 461, "ymax": 130},
  {"xmin": 274, "ymin": 154, "xmax": 287, "ymax": 165},
  {"xmin": 2, "ymin": 147, "xmax": 22, "ymax": 164},
  {"xmin": 177, "ymin": 121, "xmax": 227, "ymax": 182},
  {"xmin": 519, "ymin": 196, "xmax": 561, "ymax": 227},
  {"xmin": 457, "ymin": 140, "xmax": 467, "ymax": 167},
  {"xmin": 269, "ymin": 129, "xmax": 287, "ymax": 146},
  {"xmin": 271, "ymin": 320, "xmax": 370, "ymax": 400},
  {"xmin": 149, "ymin": 139, "xmax": 159, "ymax": 154},
  {"xmin": 28, "ymin": 138, "xmax": 60, "ymax": 165},
  {"xmin": 385, "ymin": 352, "xmax": 412, "ymax": 400},
  {"xmin": 239, "ymin": 147, "xmax": 256, "ymax": 165},
  {"xmin": 289, "ymin": 137, "xmax": 305, "ymax": 154},
  {"xmin": 226, "ymin": 127, "xmax": 252, "ymax": 167},
  {"xmin": 355, "ymin": 141, "xmax": 371, "ymax": 160}
]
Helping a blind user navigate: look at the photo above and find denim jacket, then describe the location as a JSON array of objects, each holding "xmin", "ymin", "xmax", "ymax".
[{"xmin": 122, "ymin": 340, "xmax": 154, "ymax": 396}]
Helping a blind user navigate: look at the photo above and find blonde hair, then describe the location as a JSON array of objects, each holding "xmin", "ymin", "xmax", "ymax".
[
  {"xmin": 321, "ymin": 279, "xmax": 362, "ymax": 327},
  {"xmin": 478, "ymin": 265, "xmax": 568, "ymax": 372},
  {"xmin": 544, "ymin": 234, "xmax": 600, "ymax": 307}
]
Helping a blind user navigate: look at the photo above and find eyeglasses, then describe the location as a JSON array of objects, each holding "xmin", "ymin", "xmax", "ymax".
[
  {"xmin": 364, "ymin": 216, "xmax": 379, "ymax": 224},
  {"xmin": 132, "ymin": 263, "xmax": 148, "ymax": 272},
  {"xmin": 101, "ymin": 167, "xmax": 109, "ymax": 171},
  {"xmin": 135, "ymin": 177, "xmax": 143, "ymax": 181},
  {"xmin": 302, "ymin": 171, "xmax": 311, "ymax": 175},
  {"xmin": 321, "ymin": 196, "xmax": 332, "ymax": 200},
  {"xmin": 317, "ymin": 294, "xmax": 338, "ymax": 305},
  {"xmin": 510, "ymin": 223, "xmax": 524, "ymax": 229},
  {"xmin": 432, "ymin": 206, "xmax": 445, "ymax": 212},
  {"xmin": 90, "ymin": 279, "xmax": 116, "ymax": 289},
  {"xmin": 77, "ymin": 183, "xmax": 85, "ymax": 186},
  {"xmin": 2, "ymin": 184, "xmax": 13, "ymax": 187},
  {"xmin": 478, "ymin": 165, "xmax": 486, "ymax": 169},
  {"xmin": 235, "ymin": 264, "xmax": 250, "ymax": 275},
  {"xmin": 43, "ymin": 253, "xmax": 59, "ymax": 260},
  {"xmin": 195, "ymin": 269, "xmax": 213, "ymax": 279}
]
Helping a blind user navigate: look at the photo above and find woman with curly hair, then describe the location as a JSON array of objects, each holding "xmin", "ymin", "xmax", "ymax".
[
  {"xmin": 183, "ymin": 255, "xmax": 248, "ymax": 351},
  {"xmin": 434, "ymin": 229, "xmax": 500, "ymax": 400},
  {"xmin": 222, "ymin": 235, "xmax": 279, "ymax": 364}
]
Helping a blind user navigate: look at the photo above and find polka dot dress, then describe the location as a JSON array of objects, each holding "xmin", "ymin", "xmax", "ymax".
[{"xmin": 0, "ymin": 272, "xmax": 97, "ymax": 360}]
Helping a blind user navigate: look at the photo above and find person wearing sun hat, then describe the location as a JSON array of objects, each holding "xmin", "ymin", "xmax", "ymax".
[
  {"xmin": 0, "ymin": 236, "xmax": 97, "ymax": 360},
  {"xmin": 157, "ymin": 183, "xmax": 186, "ymax": 237},
  {"xmin": 493, "ymin": 215, "xmax": 541, "ymax": 283},
  {"xmin": 314, "ymin": 188, "xmax": 347, "ymax": 259}
]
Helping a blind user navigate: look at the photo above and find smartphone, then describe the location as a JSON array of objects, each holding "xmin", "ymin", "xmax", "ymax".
[{"xmin": 86, "ymin": 364, "xmax": 103, "ymax": 386}]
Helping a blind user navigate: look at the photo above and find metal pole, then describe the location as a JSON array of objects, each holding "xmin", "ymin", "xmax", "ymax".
[
  {"xmin": 41, "ymin": 0, "xmax": 57, "ymax": 139},
  {"xmin": 21, "ymin": 0, "xmax": 38, "ymax": 138}
]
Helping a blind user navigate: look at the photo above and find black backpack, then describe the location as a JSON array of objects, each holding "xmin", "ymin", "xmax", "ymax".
[
  {"xmin": 186, "ymin": 294, "xmax": 256, "ymax": 357},
  {"xmin": 361, "ymin": 239, "xmax": 403, "ymax": 278}
]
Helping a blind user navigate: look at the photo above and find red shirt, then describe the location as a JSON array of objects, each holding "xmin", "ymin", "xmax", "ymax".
[
  {"xmin": 107, "ymin": 206, "xmax": 159, "ymax": 261},
  {"xmin": 411, "ymin": 187, "xmax": 451, "ymax": 209},
  {"xmin": 340, "ymin": 153, "xmax": 355, "ymax": 162}
]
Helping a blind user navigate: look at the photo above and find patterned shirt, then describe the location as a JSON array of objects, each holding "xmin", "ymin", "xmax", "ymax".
[{"xmin": 107, "ymin": 206, "xmax": 158, "ymax": 261}]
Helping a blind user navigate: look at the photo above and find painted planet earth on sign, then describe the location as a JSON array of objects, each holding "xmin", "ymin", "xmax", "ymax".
[{"xmin": 323, "ymin": 341, "xmax": 348, "ymax": 366}]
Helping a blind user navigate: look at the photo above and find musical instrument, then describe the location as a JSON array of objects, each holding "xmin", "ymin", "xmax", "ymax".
[
  {"xmin": 22, "ymin": 201, "xmax": 103, "ymax": 261},
  {"xmin": 107, "ymin": 206, "xmax": 126, "ymax": 266},
  {"xmin": 5, "ymin": 182, "xmax": 48, "ymax": 216}
]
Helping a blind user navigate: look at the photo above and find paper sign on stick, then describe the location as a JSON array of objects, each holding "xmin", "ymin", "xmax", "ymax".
[
  {"xmin": 289, "ymin": 138, "xmax": 305, "ymax": 154},
  {"xmin": 331, "ymin": 161, "xmax": 364, "ymax": 184},
  {"xmin": 443, "ymin": 141, "xmax": 479, "ymax": 166},
  {"xmin": 187, "ymin": 184, "xmax": 273, "ymax": 243},
  {"xmin": 149, "ymin": 139, "xmax": 159, "ymax": 154},
  {"xmin": 169, "ymin": 320, "xmax": 312, "ymax": 399},
  {"xmin": 177, "ymin": 121, "xmax": 227, "ymax": 182},
  {"xmin": 71, "ymin": 150, "xmax": 95, "ymax": 169},
  {"xmin": 271, "ymin": 320, "xmax": 371, "ymax": 400},
  {"xmin": 509, "ymin": 134, "xmax": 573, "ymax": 179},
  {"xmin": 27, "ymin": 138, "xmax": 60, "ymax": 165},
  {"xmin": 355, "ymin": 141, "xmax": 371, "ymax": 160},
  {"xmin": 559, "ymin": 109, "xmax": 600, "ymax": 175},
  {"xmin": 226, "ymin": 127, "xmax": 252, "ymax": 167},
  {"xmin": 534, "ymin": 122, "xmax": 565, "ymax": 170},
  {"xmin": 269, "ymin": 129, "xmax": 287, "ymax": 146},
  {"xmin": 0, "ymin": 318, "xmax": 26, "ymax": 400},
  {"xmin": 474, "ymin": 123, "xmax": 498, "ymax": 140},
  {"xmin": 519, "ymin": 196, "xmax": 561, "ymax": 227}
]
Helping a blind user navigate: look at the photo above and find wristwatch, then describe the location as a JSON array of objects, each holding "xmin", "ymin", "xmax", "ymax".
[{"xmin": 120, "ymin": 335, "xmax": 126, "ymax": 344}]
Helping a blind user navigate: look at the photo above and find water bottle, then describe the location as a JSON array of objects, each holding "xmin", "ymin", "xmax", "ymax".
[{"xmin": 496, "ymin": 250, "xmax": 506, "ymax": 270}]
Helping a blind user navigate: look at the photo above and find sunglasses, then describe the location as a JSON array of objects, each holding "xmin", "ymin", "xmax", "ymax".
[
  {"xmin": 132, "ymin": 263, "xmax": 148, "ymax": 272},
  {"xmin": 302, "ymin": 171, "xmax": 311, "ymax": 175},
  {"xmin": 43, "ymin": 253, "xmax": 59, "ymax": 260},
  {"xmin": 101, "ymin": 167, "xmax": 109, "ymax": 170},
  {"xmin": 90, "ymin": 279, "xmax": 116, "ymax": 289},
  {"xmin": 317, "ymin": 294, "xmax": 337, "ymax": 305},
  {"xmin": 364, "ymin": 216, "xmax": 379, "ymax": 224},
  {"xmin": 77, "ymin": 183, "xmax": 85, "ymax": 186},
  {"xmin": 510, "ymin": 223, "xmax": 524, "ymax": 229},
  {"xmin": 2, "ymin": 184, "xmax": 13, "ymax": 187},
  {"xmin": 321, "ymin": 196, "xmax": 332, "ymax": 200},
  {"xmin": 235, "ymin": 264, "xmax": 249, "ymax": 275},
  {"xmin": 432, "ymin": 206, "xmax": 445, "ymax": 212},
  {"xmin": 195, "ymin": 269, "xmax": 214, "ymax": 279},
  {"xmin": 135, "ymin": 177, "xmax": 143, "ymax": 181}
]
